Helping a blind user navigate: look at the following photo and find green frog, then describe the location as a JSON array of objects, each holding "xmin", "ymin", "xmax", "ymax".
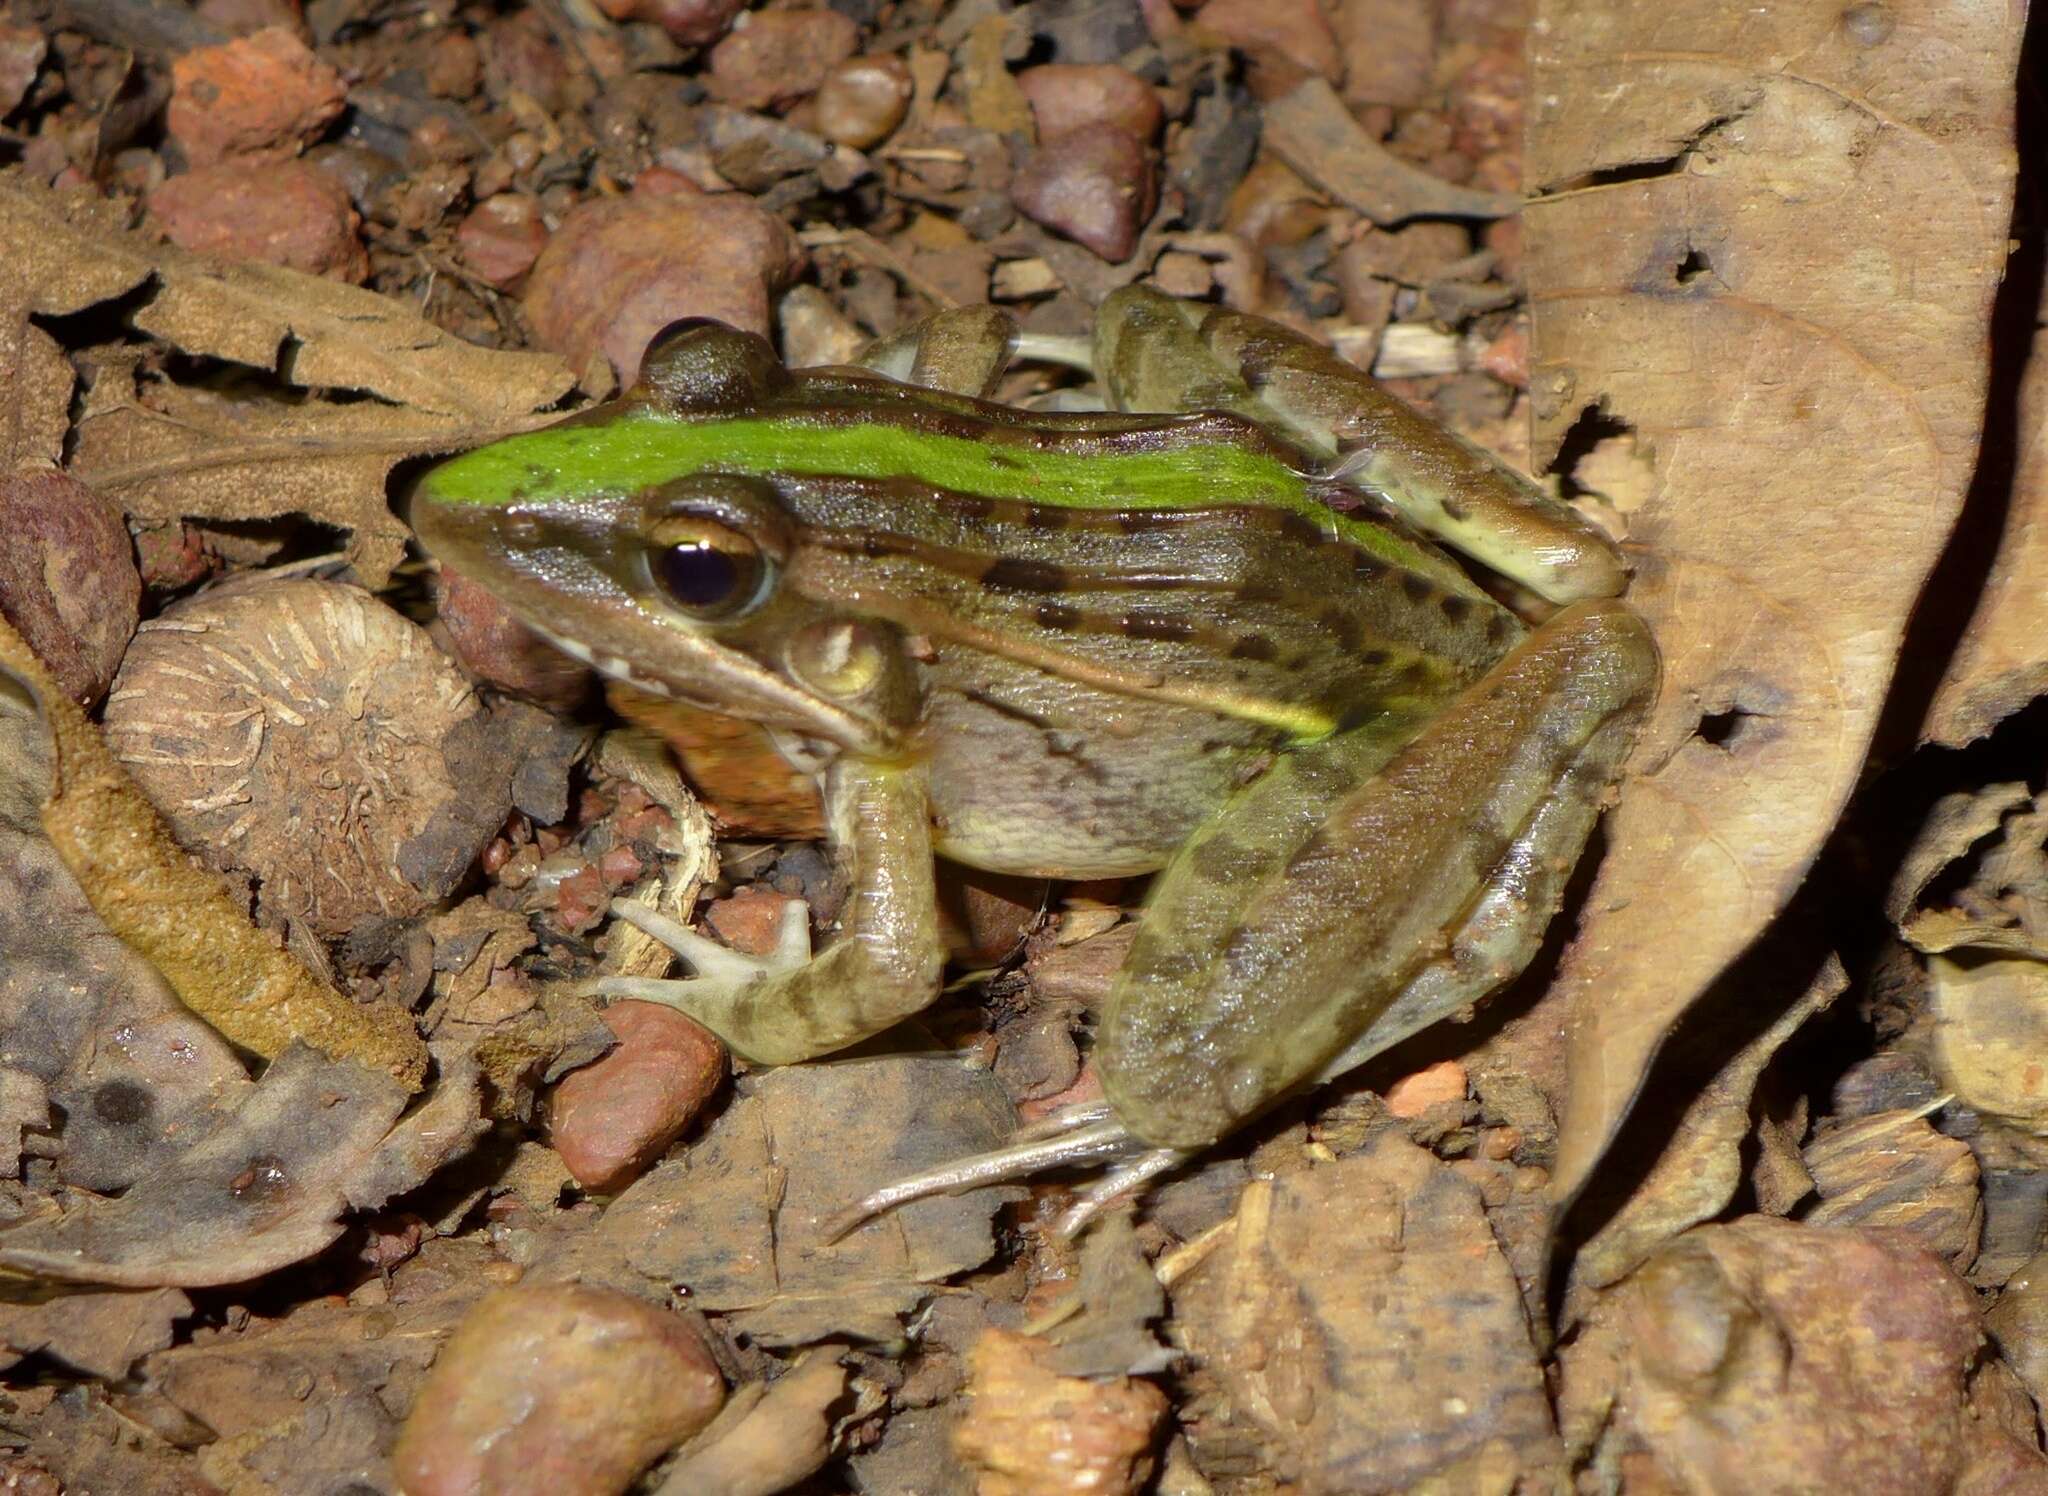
[{"xmin": 411, "ymin": 287, "xmax": 1657, "ymax": 1230}]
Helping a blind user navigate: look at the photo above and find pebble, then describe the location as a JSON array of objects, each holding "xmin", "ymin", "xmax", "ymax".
[
  {"xmin": 1010, "ymin": 124, "xmax": 1157, "ymax": 263},
  {"xmin": 707, "ymin": 9, "xmax": 860, "ymax": 112},
  {"xmin": 0, "ymin": 23, "xmax": 47, "ymax": 117},
  {"xmin": 1016, "ymin": 63, "xmax": 1163, "ymax": 142},
  {"xmin": 0, "ymin": 472, "xmax": 140, "ymax": 705},
  {"xmin": 548, "ymin": 1002, "xmax": 726, "ymax": 1193},
  {"xmin": 815, "ymin": 53, "xmax": 914, "ymax": 149},
  {"xmin": 148, "ymin": 158, "xmax": 367, "ymax": 281},
  {"xmin": 522, "ymin": 188, "xmax": 804, "ymax": 385},
  {"xmin": 166, "ymin": 27, "xmax": 345, "ymax": 167},
  {"xmin": 592, "ymin": 0, "xmax": 747, "ymax": 48},
  {"xmin": 393, "ymin": 1283, "xmax": 725, "ymax": 1496},
  {"xmin": 1193, "ymin": 0, "xmax": 1341, "ymax": 96},
  {"xmin": 455, "ymin": 194, "xmax": 549, "ymax": 290}
]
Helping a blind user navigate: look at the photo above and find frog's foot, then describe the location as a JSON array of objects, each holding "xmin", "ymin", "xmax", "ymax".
[
  {"xmin": 596, "ymin": 896, "xmax": 812, "ymax": 1025},
  {"xmin": 826, "ymin": 1103, "xmax": 1191, "ymax": 1241}
]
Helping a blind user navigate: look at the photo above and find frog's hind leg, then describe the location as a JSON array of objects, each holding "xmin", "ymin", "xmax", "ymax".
[
  {"xmin": 1093, "ymin": 284, "xmax": 1630, "ymax": 605},
  {"xmin": 1098, "ymin": 597, "xmax": 1659, "ymax": 1153}
]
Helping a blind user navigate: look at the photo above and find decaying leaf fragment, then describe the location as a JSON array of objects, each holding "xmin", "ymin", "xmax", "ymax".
[
  {"xmin": 0, "ymin": 1044, "xmax": 467, "ymax": 1286},
  {"xmin": 582, "ymin": 1053, "xmax": 1019, "ymax": 1346},
  {"xmin": 1565, "ymin": 959, "xmax": 1843, "ymax": 1313},
  {"xmin": 1925, "ymin": 273, "xmax": 2048, "ymax": 746},
  {"xmin": 0, "ymin": 611, "xmax": 427, "ymax": 1087},
  {"xmin": 1523, "ymin": 0, "xmax": 2024, "ymax": 1207},
  {"xmin": 0, "ymin": 176, "xmax": 576, "ymax": 584},
  {"xmin": 1170, "ymin": 1133, "xmax": 1560, "ymax": 1488}
]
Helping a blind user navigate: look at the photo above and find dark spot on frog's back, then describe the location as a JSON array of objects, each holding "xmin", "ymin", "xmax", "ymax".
[
  {"xmin": 1400, "ymin": 573, "xmax": 1433, "ymax": 603},
  {"xmin": 1319, "ymin": 607, "xmax": 1362, "ymax": 651},
  {"xmin": 1439, "ymin": 594, "xmax": 1472, "ymax": 625},
  {"xmin": 1230, "ymin": 632, "xmax": 1278, "ymax": 662},
  {"xmin": 982, "ymin": 557, "xmax": 1069, "ymax": 591},
  {"xmin": 1123, "ymin": 611, "xmax": 1197, "ymax": 643},
  {"xmin": 941, "ymin": 492, "xmax": 998, "ymax": 522},
  {"xmin": 1190, "ymin": 834, "xmax": 1280, "ymax": 886},
  {"xmin": 1275, "ymin": 512, "xmax": 1327, "ymax": 549}
]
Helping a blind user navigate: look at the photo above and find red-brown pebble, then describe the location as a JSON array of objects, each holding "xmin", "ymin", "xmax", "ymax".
[
  {"xmin": 1010, "ymin": 125, "xmax": 1157, "ymax": 263},
  {"xmin": 422, "ymin": 29, "xmax": 483, "ymax": 98},
  {"xmin": 522, "ymin": 190, "xmax": 804, "ymax": 384},
  {"xmin": 549, "ymin": 1002, "xmax": 727, "ymax": 1193},
  {"xmin": 706, "ymin": 9, "xmax": 860, "ymax": 112},
  {"xmin": 455, "ymin": 195, "xmax": 549, "ymax": 290},
  {"xmin": 133, "ymin": 523, "xmax": 216, "ymax": 593},
  {"xmin": 815, "ymin": 54, "xmax": 913, "ymax": 149},
  {"xmin": 1194, "ymin": 0, "xmax": 1341, "ymax": 94},
  {"xmin": 1016, "ymin": 64, "xmax": 1164, "ymax": 143},
  {"xmin": 0, "ymin": 23, "xmax": 48, "ymax": 116},
  {"xmin": 593, "ymin": 0, "xmax": 747, "ymax": 48},
  {"xmin": 1333, "ymin": 0, "xmax": 1437, "ymax": 109},
  {"xmin": 149, "ymin": 158, "xmax": 368, "ymax": 281},
  {"xmin": 167, "ymin": 28, "xmax": 345, "ymax": 167},
  {"xmin": 1478, "ymin": 322, "xmax": 1528, "ymax": 388},
  {"xmin": 553, "ymin": 863, "xmax": 609, "ymax": 932},
  {"xmin": 194, "ymin": 0, "xmax": 303, "ymax": 37},
  {"xmin": 1382, "ymin": 1059, "xmax": 1466, "ymax": 1119},
  {"xmin": 0, "ymin": 472, "xmax": 140, "ymax": 705},
  {"xmin": 394, "ymin": 1283, "xmax": 725, "ymax": 1496},
  {"xmin": 431, "ymin": 566, "xmax": 592, "ymax": 711},
  {"xmin": 481, "ymin": 10, "xmax": 574, "ymax": 114},
  {"xmin": 703, "ymin": 884, "xmax": 798, "ymax": 956}
]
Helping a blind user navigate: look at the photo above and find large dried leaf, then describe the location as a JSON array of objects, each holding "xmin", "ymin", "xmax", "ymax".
[
  {"xmin": 1564, "ymin": 958, "xmax": 1842, "ymax": 1317},
  {"xmin": 0, "ymin": 1044, "xmax": 478, "ymax": 1287},
  {"xmin": 1926, "ymin": 274, "xmax": 2048, "ymax": 746},
  {"xmin": 1522, "ymin": 0, "xmax": 2022, "ymax": 1206},
  {"xmin": 0, "ymin": 176, "xmax": 575, "ymax": 584}
]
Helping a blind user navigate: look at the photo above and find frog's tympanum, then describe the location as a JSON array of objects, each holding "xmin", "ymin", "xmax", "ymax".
[{"xmin": 413, "ymin": 288, "xmax": 1658, "ymax": 1230}]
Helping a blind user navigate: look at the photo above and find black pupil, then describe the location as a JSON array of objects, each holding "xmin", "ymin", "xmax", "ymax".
[{"xmin": 658, "ymin": 542, "xmax": 740, "ymax": 609}]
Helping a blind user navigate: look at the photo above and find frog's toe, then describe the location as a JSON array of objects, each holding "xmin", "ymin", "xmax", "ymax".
[{"xmin": 596, "ymin": 896, "xmax": 811, "ymax": 1015}]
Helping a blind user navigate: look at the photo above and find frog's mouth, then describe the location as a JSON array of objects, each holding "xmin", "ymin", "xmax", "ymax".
[{"xmin": 409, "ymin": 490, "xmax": 902, "ymax": 758}]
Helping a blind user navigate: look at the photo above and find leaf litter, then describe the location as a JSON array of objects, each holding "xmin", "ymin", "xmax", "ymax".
[{"xmin": 0, "ymin": 0, "xmax": 2044, "ymax": 1488}]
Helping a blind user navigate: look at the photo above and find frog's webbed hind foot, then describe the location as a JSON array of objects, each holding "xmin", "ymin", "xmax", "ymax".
[
  {"xmin": 826, "ymin": 1104, "xmax": 1190, "ymax": 1241},
  {"xmin": 596, "ymin": 895, "xmax": 812, "ymax": 1018}
]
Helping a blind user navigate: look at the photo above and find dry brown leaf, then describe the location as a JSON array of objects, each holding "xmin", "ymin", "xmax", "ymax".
[
  {"xmin": 0, "ymin": 1044, "xmax": 407, "ymax": 1286},
  {"xmin": 1522, "ymin": 0, "xmax": 2022, "ymax": 1207},
  {"xmin": 579, "ymin": 1053, "xmax": 1019, "ymax": 1347},
  {"xmin": 0, "ymin": 176, "xmax": 574, "ymax": 584},
  {"xmin": 1564, "ymin": 958, "xmax": 1842, "ymax": 1317},
  {"xmin": 1926, "ymin": 274, "xmax": 2048, "ymax": 745},
  {"xmin": 0, "ymin": 611, "xmax": 428, "ymax": 1088}
]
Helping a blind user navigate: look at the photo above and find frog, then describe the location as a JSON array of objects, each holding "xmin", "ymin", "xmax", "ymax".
[{"xmin": 410, "ymin": 286, "xmax": 1658, "ymax": 1233}]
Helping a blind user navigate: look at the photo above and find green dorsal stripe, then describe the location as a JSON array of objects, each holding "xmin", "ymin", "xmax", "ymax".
[{"xmin": 423, "ymin": 408, "xmax": 1482, "ymax": 592}]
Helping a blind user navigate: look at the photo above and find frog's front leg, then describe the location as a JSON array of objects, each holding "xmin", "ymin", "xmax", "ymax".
[
  {"xmin": 601, "ymin": 757, "xmax": 944, "ymax": 1065},
  {"xmin": 1102, "ymin": 597, "xmax": 1656, "ymax": 1149},
  {"xmin": 836, "ymin": 599, "xmax": 1656, "ymax": 1235}
]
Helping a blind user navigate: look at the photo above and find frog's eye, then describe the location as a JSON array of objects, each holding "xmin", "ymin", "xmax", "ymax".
[{"xmin": 645, "ymin": 518, "xmax": 776, "ymax": 621}]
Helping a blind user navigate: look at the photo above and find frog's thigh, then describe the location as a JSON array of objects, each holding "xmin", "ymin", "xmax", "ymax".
[
  {"xmin": 636, "ymin": 758, "xmax": 946, "ymax": 1066},
  {"xmin": 1099, "ymin": 599, "xmax": 1658, "ymax": 1150},
  {"xmin": 857, "ymin": 306, "xmax": 1018, "ymax": 399}
]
